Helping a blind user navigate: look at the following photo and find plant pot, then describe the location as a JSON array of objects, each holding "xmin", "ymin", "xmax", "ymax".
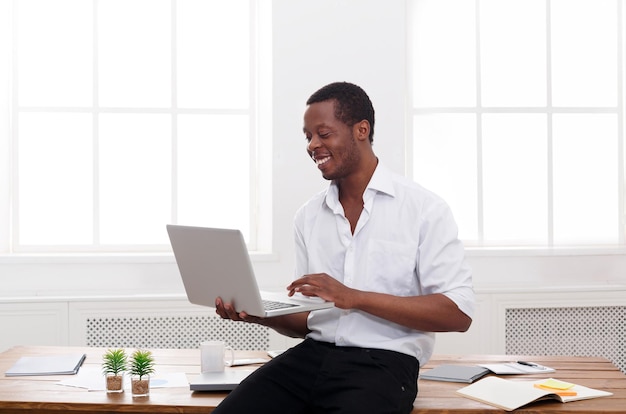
[
  {"xmin": 105, "ymin": 373, "xmax": 124, "ymax": 393},
  {"xmin": 131, "ymin": 375, "xmax": 150, "ymax": 397}
]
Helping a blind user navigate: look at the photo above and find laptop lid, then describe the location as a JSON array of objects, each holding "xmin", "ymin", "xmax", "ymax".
[{"xmin": 166, "ymin": 224, "xmax": 334, "ymax": 317}]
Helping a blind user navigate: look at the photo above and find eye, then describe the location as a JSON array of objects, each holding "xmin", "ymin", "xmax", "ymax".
[{"xmin": 304, "ymin": 134, "xmax": 312, "ymax": 142}]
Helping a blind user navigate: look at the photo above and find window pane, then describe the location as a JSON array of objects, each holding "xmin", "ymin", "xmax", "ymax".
[
  {"xmin": 99, "ymin": 114, "xmax": 171, "ymax": 244},
  {"xmin": 482, "ymin": 114, "xmax": 548, "ymax": 244},
  {"xmin": 411, "ymin": 0, "xmax": 623, "ymax": 248},
  {"xmin": 177, "ymin": 114, "xmax": 250, "ymax": 236},
  {"xmin": 551, "ymin": 0, "xmax": 618, "ymax": 106},
  {"xmin": 177, "ymin": 0, "xmax": 250, "ymax": 109},
  {"xmin": 10, "ymin": 1, "xmax": 261, "ymax": 252},
  {"xmin": 99, "ymin": 0, "xmax": 171, "ymax": 107},
  {"xmin": 480, "ymin": 0, "xmax": 546, "ymax": 107},
  {"xmin": 18, "ymin": 113, "xmax": 93, "ymax": 245},
  {"xmin": 413, "ymin": 114, "xmax": 478, "ymax": 241},
  {"xmin": 17, "ymin": 0, "xmax": 92, "ymax": 107},
  {"xmin": 553, "ymin": 114, "xmax": 618, "ymax": 244},
  {"xmin": 412, "ymin": 0, "xmax": 476, "ymax": 107}
]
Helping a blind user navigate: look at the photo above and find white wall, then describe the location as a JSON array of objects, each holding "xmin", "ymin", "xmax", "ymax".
[{"xmin": 1, "ymin": 0, "xmax": 625, "ymax": 353}]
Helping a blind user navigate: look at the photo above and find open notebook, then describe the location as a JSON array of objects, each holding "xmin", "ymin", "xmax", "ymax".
[{"xmin": 456, "ymin": 376, "xmax": 612, "ymax": 411}]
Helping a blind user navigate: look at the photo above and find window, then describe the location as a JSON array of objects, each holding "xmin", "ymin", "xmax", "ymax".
[
  {"xmin": 4, "ymin": 0, "xmax": 271, "ymax": 253},
  {"xmin": 409, "ymin": 0, "xmax": 624, "ymax": 248}
]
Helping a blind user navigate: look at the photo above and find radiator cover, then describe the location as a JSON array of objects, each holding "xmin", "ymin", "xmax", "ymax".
[
  {"xmin": 505, "ymin": 306, "xmax": 625, "ymax": 374},
  {"xmin": 86, "ymin": 315, "xmax": 270, "ymax": 350}
]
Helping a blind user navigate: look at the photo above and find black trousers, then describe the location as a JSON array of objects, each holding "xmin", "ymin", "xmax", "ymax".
[{"xmin": 212, "ymin": 338, "xmax": 419, "ymax": 414}]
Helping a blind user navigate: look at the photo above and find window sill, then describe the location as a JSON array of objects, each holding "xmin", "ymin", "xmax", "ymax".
[
  {"xmin": 0, "ymin": 246, "xmax": 624, "ymax": 265},
  {"xmin": 0, "ymin": 251, "xmax": 279, "ymax": 264},
  {"xmin": 465, "ymin": 245, "xmax": 626, "ymax": 257}
]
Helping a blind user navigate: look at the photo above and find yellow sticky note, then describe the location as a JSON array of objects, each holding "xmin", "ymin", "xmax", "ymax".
[{"xmin": 539, "ymin": 378, "xmax": 575, "ymax": 390}]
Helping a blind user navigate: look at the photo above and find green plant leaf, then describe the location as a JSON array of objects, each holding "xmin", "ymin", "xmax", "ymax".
[
  {"xmin": 129, "ymin": 349, "xmax": 155, "ymax": 380},
  {"xmin": 101, "ymin": 348, "xmax": 128, "ymax": 376}
]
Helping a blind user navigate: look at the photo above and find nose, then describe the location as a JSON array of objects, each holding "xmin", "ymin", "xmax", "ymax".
[{"xmin": 307, "ymin": 134, "xmax": 321, "ymax": 153}]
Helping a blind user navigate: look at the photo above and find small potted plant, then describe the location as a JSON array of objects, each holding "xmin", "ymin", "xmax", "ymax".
[
  {"xmin": 102, "ymin": 348, "xmax": 128, "ymax": 393},
  {"xmin": 129, "ymin": 349, "xmax": 155, "ymax": 397}
]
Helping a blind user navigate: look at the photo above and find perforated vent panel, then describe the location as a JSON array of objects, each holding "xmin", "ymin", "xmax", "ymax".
[
  {"xmin": 86, "ymin": 315, "xmax": 270, "ymax": 350},
  {"xmin": 506, "ymin": 306, "xmax": 626, "ymax": 374}
]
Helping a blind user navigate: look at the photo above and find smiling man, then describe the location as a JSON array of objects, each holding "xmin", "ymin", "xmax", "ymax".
[{"xmin": 214, "ymin": 82, "xmax": 475, "ymax": 414}]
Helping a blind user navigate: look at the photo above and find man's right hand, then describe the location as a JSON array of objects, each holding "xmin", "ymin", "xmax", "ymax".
[
  {"xmin": 215, "ymin": 296, "xmax": 311, "ymax": 339},
  {"xmin": 215, "ymin": 296, "xmax": 266, "ymax": 324}
]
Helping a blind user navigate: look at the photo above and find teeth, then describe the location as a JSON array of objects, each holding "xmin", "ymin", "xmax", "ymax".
[{"xmin": 314, "ymin": 156, "xmax": 331, "ymax": 165}]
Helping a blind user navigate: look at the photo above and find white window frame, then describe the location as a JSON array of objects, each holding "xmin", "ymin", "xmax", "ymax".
[
  {"xmin": 3, "ymin": 0, "xmax": 272, "ymax": 254},
  {"xmin": 407, "ymin": 0, "xmax": 626, "ymax": 253}
]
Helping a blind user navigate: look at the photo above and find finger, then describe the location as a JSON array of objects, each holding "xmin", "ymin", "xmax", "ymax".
[
  {"xmin": 223, "ymin": 303, "xmax": 244, "ymax": 321},
  {"xmin": 287, "ymin": 275, "xmax": 312, "ymax": 290},
  {"xmin": 215, "ymin": 297, "xmax": 228, "ymax": 318},
  {"xmin": 297, "ymin": 285, "xmax": 321, "ymax": 297},
  {"xmin": 216, "ymin": 299, "xmax": 245, "ymax": 322}
]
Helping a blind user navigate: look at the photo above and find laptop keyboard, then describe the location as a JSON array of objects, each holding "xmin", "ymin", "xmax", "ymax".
[{"xmin": 262, "ymin": 299, "xmax": 298, "ymax": 311}]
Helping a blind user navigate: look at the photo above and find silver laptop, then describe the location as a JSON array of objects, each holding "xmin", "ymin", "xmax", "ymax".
[
  {"xmin": 189, "ymin": 369, "xmax": 255, "ymax": 391},
  {"xmin": 166, "ymin": 224, "xmax": 334, "ymax": 317}
]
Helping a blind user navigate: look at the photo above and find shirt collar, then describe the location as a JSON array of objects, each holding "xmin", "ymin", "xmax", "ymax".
[
  {"xmin": 324, "ymin": 161, "xmax": 396, "ymax": 209},
  {"xmin": 365, "ymin": 162, "xmax": 395, "ymax": 198}
]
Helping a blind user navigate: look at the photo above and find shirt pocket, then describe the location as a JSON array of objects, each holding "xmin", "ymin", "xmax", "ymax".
[{"xmin": 365, "ymin": 239, "xmax": 417, "ymax": 296}]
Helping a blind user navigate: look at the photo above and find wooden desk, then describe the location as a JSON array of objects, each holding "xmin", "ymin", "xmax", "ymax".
[{"xmin": 1, "ymin": 346, "xmax": 625, "ymax": 413}]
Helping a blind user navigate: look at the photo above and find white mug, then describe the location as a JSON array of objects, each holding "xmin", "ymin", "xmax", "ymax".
[{"xmin": 200, "ymin": 341, "xmax": 235, "ymax": 373}]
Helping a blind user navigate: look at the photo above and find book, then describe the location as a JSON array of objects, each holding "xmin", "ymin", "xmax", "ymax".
[
  {"xmin": 456, "ymin": 376, "xmax": 613, "ymax": 411},
  {"xmin": 5, "ymin": 353, "xmax": 86, "ymax": 376},
  {"xmin": 421, "ymin": 361, "xmax": 556, "ymax": 383},
  {"xmin": 420, "ymin": 364, "xmax": 491, "ymax": 383}
]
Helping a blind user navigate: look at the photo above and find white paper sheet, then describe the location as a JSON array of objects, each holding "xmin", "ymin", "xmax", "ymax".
[{"xmin": 56, "ymin": 366, "xmax": 189, "ymax": 391}]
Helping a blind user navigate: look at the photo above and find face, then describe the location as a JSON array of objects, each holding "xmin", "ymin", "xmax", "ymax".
[{"xmin": 303, "ymin": 100, "xmax": 361, "ymax": 181}]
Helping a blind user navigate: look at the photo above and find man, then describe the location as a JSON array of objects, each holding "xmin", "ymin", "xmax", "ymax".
[{"xmin": 214, "ymin": 82, "xmax": 474, "ymax": 414}]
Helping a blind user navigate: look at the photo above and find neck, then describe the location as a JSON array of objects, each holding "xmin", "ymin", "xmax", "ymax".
[{"xmin": 337, "ymin": 156, "xmax": 378, "ymax": 201}]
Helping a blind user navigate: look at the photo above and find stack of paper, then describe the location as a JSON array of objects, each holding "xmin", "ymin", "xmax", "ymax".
[
  {"xmin": 478, "ymin": 361, "xmax": 555, "ymax": 374},
  {"xmin": 421, "ymin": 361, "xmax": 555, "ymax": 383}
]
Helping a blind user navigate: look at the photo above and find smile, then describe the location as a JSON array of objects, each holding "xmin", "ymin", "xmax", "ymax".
[{"xmin": 314, "ymin": 156, "xmax": 331, "ymax": 166}]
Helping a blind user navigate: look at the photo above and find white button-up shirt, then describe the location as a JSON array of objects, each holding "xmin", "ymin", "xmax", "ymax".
[{"xmin": 293, "ymin": 163, "xmax": 475, "ymax": 366}]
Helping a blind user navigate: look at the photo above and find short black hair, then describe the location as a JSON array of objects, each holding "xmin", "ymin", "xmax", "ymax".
[{"xmin": 306, "ymin": 82, "xmax": 375, "ymax": 143}]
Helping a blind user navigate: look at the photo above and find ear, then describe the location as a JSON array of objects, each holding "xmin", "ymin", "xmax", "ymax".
[{"xmin": 353, "ymin": 120, "xmax": 371, "ymax": 142}]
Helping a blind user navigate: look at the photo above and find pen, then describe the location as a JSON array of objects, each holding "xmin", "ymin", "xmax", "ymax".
[{"xmin": 517, "ymin": 361, "xmax": 545, "ymax": 369}]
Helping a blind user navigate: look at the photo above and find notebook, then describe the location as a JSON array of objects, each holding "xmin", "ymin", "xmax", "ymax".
[
  {"xmin": 420, "ymin": 364, "xmax": 490, "ymax": 383},
  {"xmin": 189, "ymin": 369, "xmax": 255, "ymax": 391},
  {"xmin": 456, "ymin": 376, "xmax": 613, "ymax": 411},
  {"xmin": 166, "ymin": 224, "xmax": 334, "ymax": 317},
  {"xmin": 5, "ymin": 353, "xmax": 86, "ymax": 376}
]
